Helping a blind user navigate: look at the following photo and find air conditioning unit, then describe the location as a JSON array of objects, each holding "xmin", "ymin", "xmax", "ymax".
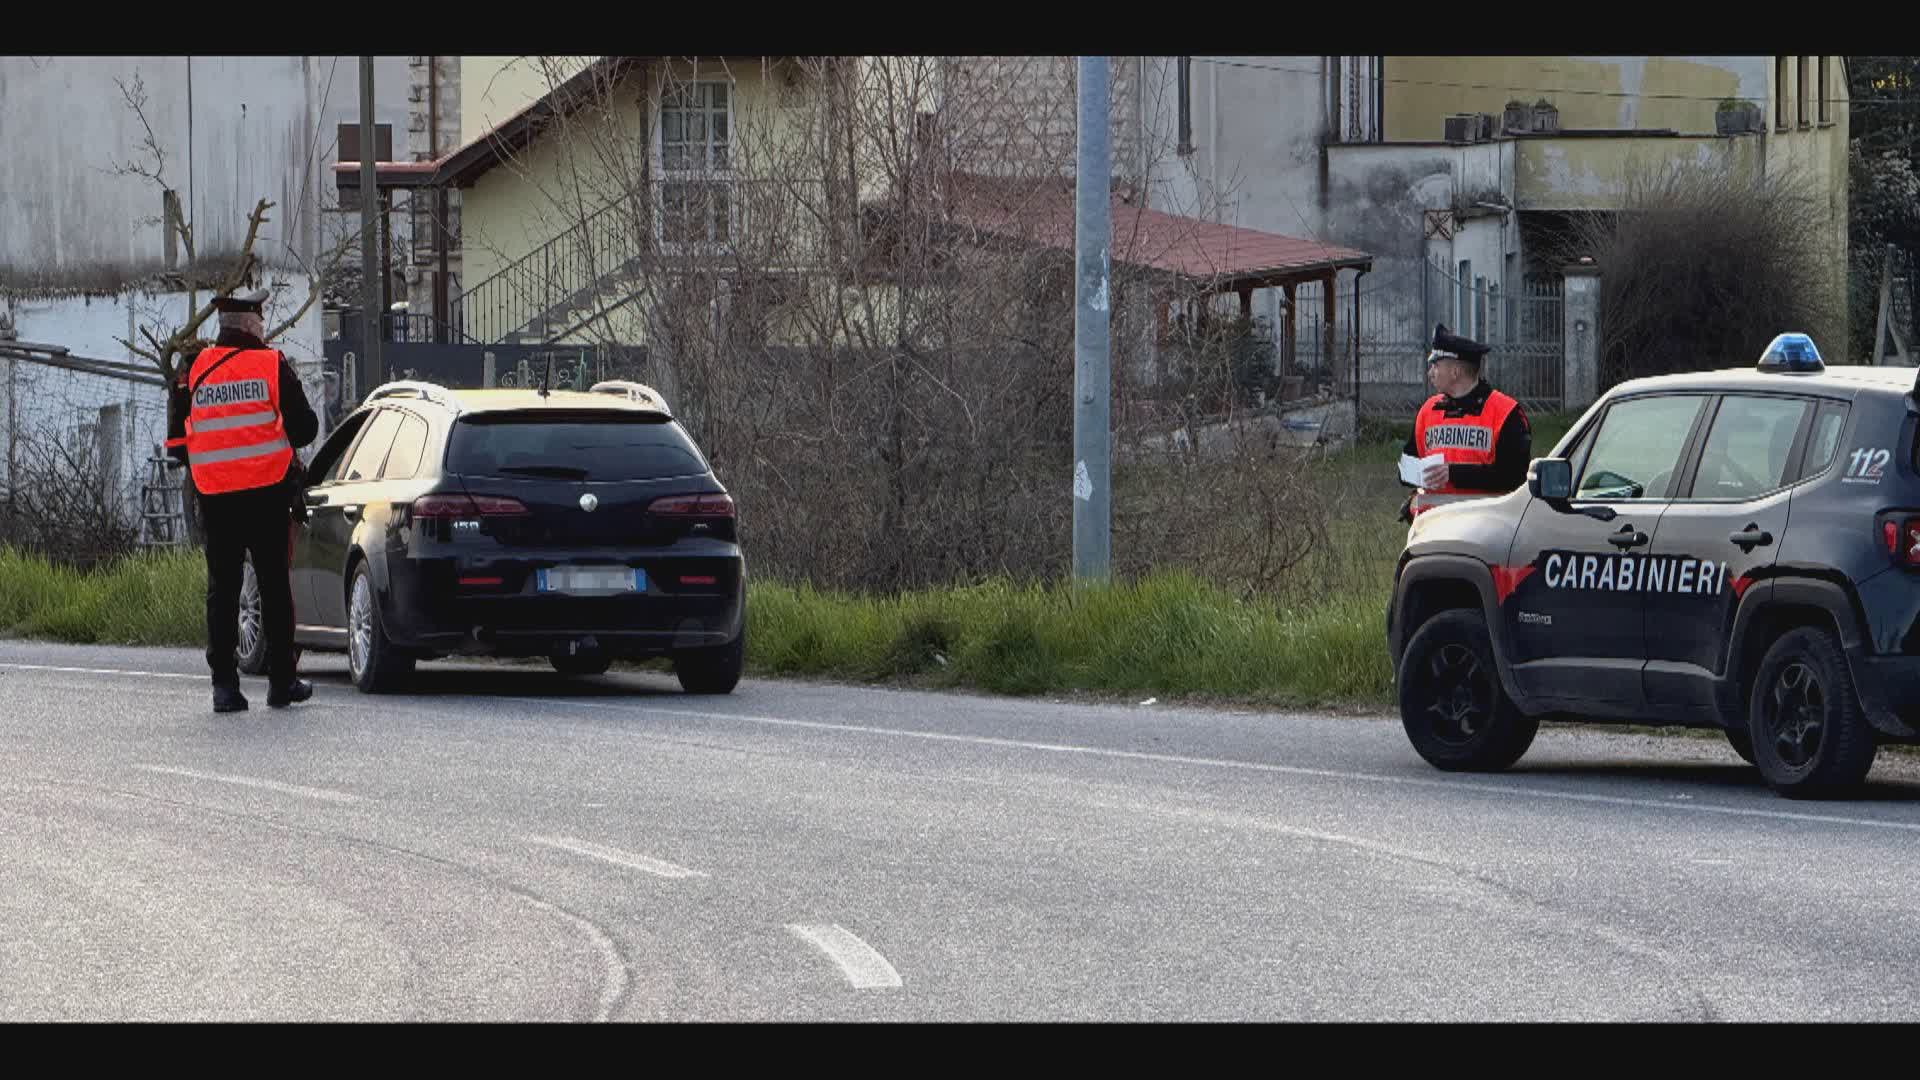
[
  {"xmin": 1476, "ymin": 113, "xmax": 1496, "ymax": 141},
  {"xmin": 1443, "ymin": 115, "xmax": 1475, "ymax": 143}
]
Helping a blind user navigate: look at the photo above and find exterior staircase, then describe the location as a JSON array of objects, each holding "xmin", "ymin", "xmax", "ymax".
[{"xmin": 451, "ymin": 180, "xmax": 827, "ymax": 348}]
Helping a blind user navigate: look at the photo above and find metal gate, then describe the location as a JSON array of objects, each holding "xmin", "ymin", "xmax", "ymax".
[{"xmin": 1321, "ymin": 258, "xmax": 1566, "ymax": 419}]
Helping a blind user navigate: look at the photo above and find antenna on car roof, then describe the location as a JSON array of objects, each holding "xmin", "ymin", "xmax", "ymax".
[{"xmin": 541, "ymin": 354, "xmax": 553, "ymax": 398}]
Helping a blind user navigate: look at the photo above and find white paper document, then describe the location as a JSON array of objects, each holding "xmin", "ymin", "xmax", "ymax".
[{"xmin": 1399, "ymin": 452, "xmax": 1445, "ymax": 487}]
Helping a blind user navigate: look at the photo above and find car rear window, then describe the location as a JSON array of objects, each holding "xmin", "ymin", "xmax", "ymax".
[{"xmin": 447, "ymin": 412, "xmax": 710, "ymax": 481}]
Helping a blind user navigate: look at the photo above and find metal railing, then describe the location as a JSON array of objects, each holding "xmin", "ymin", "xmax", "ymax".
[{"xmin": 451, "ymin": 178, "xmax": 831, "ymax": 347}]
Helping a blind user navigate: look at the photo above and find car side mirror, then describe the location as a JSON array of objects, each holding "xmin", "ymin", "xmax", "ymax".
[
  {"xmin": 1528, "ymin": 457, "xmax": 1617, "ymax": 521},
  {"xmin": 1528, "ymin": 458, "xmax": 1573, "ymax": 501}
]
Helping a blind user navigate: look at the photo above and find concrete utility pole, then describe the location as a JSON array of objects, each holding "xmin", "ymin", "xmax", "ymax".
[
  {"xmin": 359, "ymin": 57, "xmax": 381, "ymax": 395},
  {"xmin": 1073, "ymin": 56, "xmax": 1112, "ymax": 582}
]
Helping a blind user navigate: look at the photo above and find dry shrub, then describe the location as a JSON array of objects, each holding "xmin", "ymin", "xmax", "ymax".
[
  {"xmin": 0, "ymin": 420, "xmax": 139, "ymax": 568},
  {"xmin": 1563, "ymin": 158, "xmax": 1844, "ymax": 385}
]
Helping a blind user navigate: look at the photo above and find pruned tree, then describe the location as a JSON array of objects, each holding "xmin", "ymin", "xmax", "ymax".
[
  {"xmin": 102, "ymin": 73, "xmax": 357, "ymax": 542},
  {"xmin": 455, "ymin": 55, "xmax": 1331, "ymax": 594}
]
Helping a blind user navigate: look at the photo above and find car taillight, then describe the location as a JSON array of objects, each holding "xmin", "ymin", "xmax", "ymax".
[
  {"xmin": 649, "ymin": 493, "xmax": 735, "ymax": 517},
  {"xmin": 410, "ymin": 494, "xmax": 529, "ymax": 519},
  {"xmin": 1885, "ymin": 515, "xmax": 1920, "ymax": 566},
  {"xmin": 471, "ymin": 495, "xmax": 529, "ymax": 515}
]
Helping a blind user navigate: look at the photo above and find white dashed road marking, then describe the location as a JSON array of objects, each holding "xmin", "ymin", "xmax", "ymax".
[
  {"xmin": 787, "ymin": 924, "xmax": 903, "ymax": 990},
  {"xmin": 527, "ymin": 834, "xmax": 708, "ymax": 880},
  {"xmin": 134, "ymin": 764, "xmax": 362, "ymax": 805}
]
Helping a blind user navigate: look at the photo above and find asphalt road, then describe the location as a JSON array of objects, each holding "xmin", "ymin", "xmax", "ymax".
[{"xmin": 4, "ymin": 637, "xmax": 1920, "ymax": 1021}]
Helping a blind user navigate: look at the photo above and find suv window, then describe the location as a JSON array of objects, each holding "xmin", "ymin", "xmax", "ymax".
[
  {"xmin": 380, "ymin": 412, "xmax": 431, "ymax": 481},
  {"xmin": 447, "ymin": 413, "xmax": 710, "ymax": 481},
  {"xmin": 1575, "ymin": 395, "xmax": 1707, "ymax": 500},
  {"xmin": 1686, "ymin": 395, "xmax": 1810, "ymax": 500},
  {"xmin": 342, "ymin": 409, "xmax": 403, "ymax": 483},
  {"xmin": 1802, "ymin": 401, "xmax": 1848, "ymax": 481}
]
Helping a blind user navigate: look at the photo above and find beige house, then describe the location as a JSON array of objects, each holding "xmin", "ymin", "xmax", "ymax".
[
  {"xmin": 1368, "ymin": 55, "xmax": 1848, "ymax": 330},
  {"xmin": 337, "ymin": 55, "xmax": 1374, "ymax": 389}
]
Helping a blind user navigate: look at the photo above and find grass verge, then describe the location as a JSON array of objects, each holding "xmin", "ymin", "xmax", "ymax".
[{"xmin": 0, "ymin": 412, "xmax": 1576, "ymax": 708}]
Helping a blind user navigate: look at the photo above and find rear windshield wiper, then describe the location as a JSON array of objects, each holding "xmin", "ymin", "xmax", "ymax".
[{"xmin": 497, "ymin": 464, "xmax": 591, "ymax": 479}]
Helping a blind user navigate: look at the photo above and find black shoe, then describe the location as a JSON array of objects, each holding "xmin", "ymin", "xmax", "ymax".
[
  {"xmin": 213, "ymin": 684, "xmax": 249, "ymax": 713},
  {"xmin": 267, "ymin": 678, "xmax": 313, "ymax": 708}
]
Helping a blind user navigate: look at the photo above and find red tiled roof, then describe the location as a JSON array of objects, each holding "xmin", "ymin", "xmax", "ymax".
[{"xmin": 940, "ymin": 176, "xmax": 1372, "ymax": 286}]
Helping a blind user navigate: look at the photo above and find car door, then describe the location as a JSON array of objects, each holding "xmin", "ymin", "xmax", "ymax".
[
  {"xmin": 1643, "ymin": 393, "xmax": 1819, "ymax": 708},
  {"xmin": 294, "ymin": 413, "xmax": 374, "ymax": 626},
  {"xmin": 308, "ymin": 408, "xmax": 404, "ymax": 628},
  {"xmin": 1504, "ymin": 393, "xmax": 1712, "ymax": 706}
]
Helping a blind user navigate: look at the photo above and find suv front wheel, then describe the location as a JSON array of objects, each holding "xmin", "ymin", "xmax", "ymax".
[
  {"xmin": 1747, "ymin": 626, "xmax": 1877, "ymax": 798},
  {"xmin": 1398, "ymin": 608, "xmax": 1538, "ymax": 772}
]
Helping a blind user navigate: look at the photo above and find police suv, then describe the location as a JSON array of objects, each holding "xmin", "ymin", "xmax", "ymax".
[{"xmin": 1388, "ymin": 334, "xmax": 1920, "ymax": 798}]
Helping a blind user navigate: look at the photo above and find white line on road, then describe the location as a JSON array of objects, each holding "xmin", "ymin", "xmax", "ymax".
[
  {"xmin": 0, "ymin": 662, "xmax": 205, "ymax": 681},
  {"xmin": 502, "ymin": 696, "xmax": 1920, "ymax": 837},
  {"xmin": 787, "ymin": 924, "xmax": 903, "ymax": 990},
  {"xmin": 134, "ymin": 764, "xmax": 362, "ymax": 805},
  {"xmin": 526, "ymin": 834, "xmax": 708, "ymax": 879},
  {"xmin": 18, "ymin": 655, "xmax": 1920, "ymax": 836}
]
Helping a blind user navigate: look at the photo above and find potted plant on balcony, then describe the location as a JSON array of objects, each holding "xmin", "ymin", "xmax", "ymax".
[
  {"xmin": 1503, "ymin": 99, "xmax": 1532, "ymax": 134},
  {"xmin": 1532, "ymin": 99, "xmax": 1560, "ymax": 133},
  {"xmin": 1716, "ymin": 98, "xmax": 1743, "ymax": 135},
  {"xmin": 1716, "ymin": 98, "xmax": 1763, "ymax": 135}
]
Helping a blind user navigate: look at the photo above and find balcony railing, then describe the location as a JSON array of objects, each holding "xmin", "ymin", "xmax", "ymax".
[{"xmin": 451, "ymin": 178, "xmax": 833, "ymax": 345}]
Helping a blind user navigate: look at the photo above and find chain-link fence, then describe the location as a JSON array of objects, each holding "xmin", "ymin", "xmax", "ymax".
[{"xmin": 0, "ymin": 350, "xmax": 172, "ymax": 566}]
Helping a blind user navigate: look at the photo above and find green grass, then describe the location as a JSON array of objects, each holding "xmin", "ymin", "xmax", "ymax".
[
  {"xmin": 746, "ymin": 572, "xmax": 1395, "ymax": 706},
  {"xmin": 0, "ymin": 546, "xmax": 207, "ymax": 647},
  {"xmin": 0, "ymin": 412, "xmax": 1579, "ymax": 708}
]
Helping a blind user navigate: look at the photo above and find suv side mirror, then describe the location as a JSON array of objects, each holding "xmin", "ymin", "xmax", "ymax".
[
  {"xmin": 1528, "ymin": 457, "xmax": 1617, "ymax": 521},
  {"xmin": 1528, "ymin": 458, "xmax": 1573, "ymax": 501}
]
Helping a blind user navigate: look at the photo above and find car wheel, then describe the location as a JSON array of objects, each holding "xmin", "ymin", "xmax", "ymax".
[
  {"xmin": 676, "ymin": 629, "xmax": 743, "ymax": 695},
  {"xmin": 550, "ymin": 650, "xmax": 613, "ymax": 676},
  {"xmin": 236, "ymin": 555, "xmax": 268, "ymax": 676},
  {"xmin": 237, "ymin": 555, "xmax": 302, "ymax": 675},
  {"xmin": 1398, "ymin": 608, "xmax": 1538, "ymax": 772},
  {"xmin": 347, "ymin": 562, "xmax": 414, "ymax": 694},
  {"xmin": 1723, "ymin": 726, "xmax": 1758, "ymax": 765},
  {"xmin": 1747, "ymin": 626, "xmax": 1876, "ymax": 798}
]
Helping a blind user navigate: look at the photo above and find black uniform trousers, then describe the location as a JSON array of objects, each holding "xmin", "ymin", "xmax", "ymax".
[{"xmin": 201, "ymin": 487, "xmax": 298, "ymax": 689}]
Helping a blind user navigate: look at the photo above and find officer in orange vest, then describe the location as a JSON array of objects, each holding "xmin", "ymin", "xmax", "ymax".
[
  {"xmin": 1401, "ymin": 322, "xmax": 1531, "ymax": 508},
  {"xmin": 167, "ymin": 289, "xmax": 319, "ymax": 713}
]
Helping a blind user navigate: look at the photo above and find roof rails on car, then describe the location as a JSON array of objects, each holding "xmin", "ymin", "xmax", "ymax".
[
  {"xmin": 366, "ymin": 379, "xmax": 461, "ymax": 414},
  {"xmin": 588, "ymin": 380, "xmax": 671, "ymax": 414}
]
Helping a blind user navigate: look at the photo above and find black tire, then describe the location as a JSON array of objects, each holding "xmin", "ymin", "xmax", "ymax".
[
  {"xmin": 346, "ymin": 562, "xmax": 415, "ymax": 694},
  {"xmin": 1747, "ymin": 626, "xmax": 1877, "ymax": 798},
  {"xmin": 1398, "ymin": 608, "xmax": 1538, "ymax": 772},
  {"xmin": 550, "ymin": 650, "xmax": 613, "ymax": 676},
  {"xmin": 236, "ymin": 554, "xmax": 269, "ymax": 676},
  {"xmin": 1723, "ymin": 726, "xmax": 1758, "ymax": 766},
  {"xmin": 676, "ymin": 629, "xmax": 743, "ymax": 695}
]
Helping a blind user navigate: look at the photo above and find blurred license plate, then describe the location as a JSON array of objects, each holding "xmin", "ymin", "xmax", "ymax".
[{"xmin": 537, "ymin": 566, "xmax": 644, "ymax": 594}]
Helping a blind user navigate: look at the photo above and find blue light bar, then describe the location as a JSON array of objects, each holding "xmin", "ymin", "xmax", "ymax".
[{"xmin": 1758, "ymin": 332, "xmax": 1824, "ymax": 373}]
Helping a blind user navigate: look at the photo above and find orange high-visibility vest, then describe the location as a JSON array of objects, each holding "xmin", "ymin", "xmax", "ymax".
[
  {"xmin": 1413, "ymin": 389, "xmax": 1520, "ymax": 496},
  {"xmin": 184, "ymin": 346, "xmax": 293, "ymax": 495}
]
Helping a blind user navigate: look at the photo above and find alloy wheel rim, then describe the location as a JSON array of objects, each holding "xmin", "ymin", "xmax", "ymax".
[
  {"xmin": 237, "ymin": 561, "xmax": 261, "ymax": 660},
  {"xmin": 1766, "ymin": 661, "xmax": 1826, "ymax": 769},
  {"xmin": 1424, "ymin": 642, "xmax": 1493, "ymax": 746},
  {"xmin": 350, "ymin": 575, "xmax": 373, "ymax": 679}
]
